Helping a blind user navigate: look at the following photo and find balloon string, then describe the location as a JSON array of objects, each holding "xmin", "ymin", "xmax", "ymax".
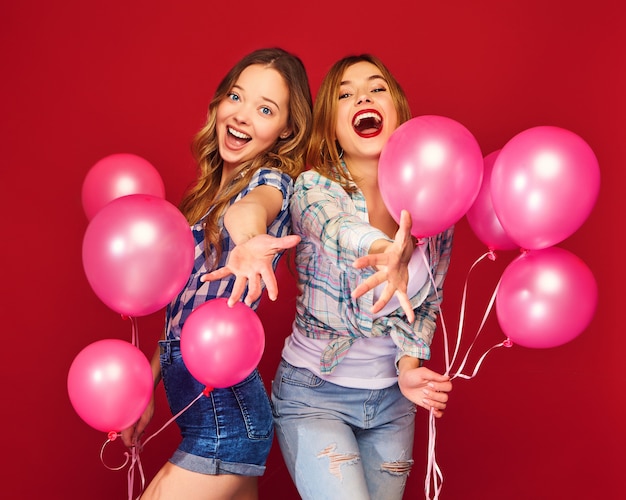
[
  {"xmin": 447, "ymin": 251, "xmax": 494, "ymax": 372},
  {"xmin": 100, "ymin": 388, "xmax": 210, "ymax": 500},
  {"xmin": 422, "ymin": 249, "xmax": 506, "ymax": 499},
  {"xmin": 121, "ymin": 315, "xmax": 140, "ymax": 347}
]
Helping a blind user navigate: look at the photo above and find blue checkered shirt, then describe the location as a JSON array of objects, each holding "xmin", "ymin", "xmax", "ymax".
[{"xmin": 165, "ymin": 168, "xmax": 293, "ymax": 339}]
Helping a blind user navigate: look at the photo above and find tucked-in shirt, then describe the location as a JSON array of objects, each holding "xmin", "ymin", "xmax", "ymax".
[
  {"xmin": 165, "ymin": 168, "xmax": 293, "ymax": 339},
  {"xmin": 285, "ymin": 168, "xmax": 454, "ymax": 376}
]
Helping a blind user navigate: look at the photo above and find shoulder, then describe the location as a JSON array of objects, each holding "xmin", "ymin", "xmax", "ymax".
[{"xmin": 249, "ymin": 168, "xmax": 293, "ymax": 194}]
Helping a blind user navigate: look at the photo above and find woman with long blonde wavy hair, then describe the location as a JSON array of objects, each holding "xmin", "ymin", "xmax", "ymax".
[{"xmin": 121, "ymin": 47, "xmax": 312, "ymax": 500}]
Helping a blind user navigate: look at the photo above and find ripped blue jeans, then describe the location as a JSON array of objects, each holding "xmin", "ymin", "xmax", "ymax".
[{"xmin": 272, "ymin": 359, "xmax": 417, "ymax": 499}]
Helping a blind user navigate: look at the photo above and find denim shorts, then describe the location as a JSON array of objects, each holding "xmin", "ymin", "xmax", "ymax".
[{"xmin": 159, "ymin": 339, "xmax": 273, "ymax": 476}]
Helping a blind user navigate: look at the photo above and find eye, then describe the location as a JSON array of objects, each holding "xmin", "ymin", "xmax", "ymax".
[
  {"xmin": 260, "ymin": 106, "xmax": 272, "ymax": 115},
  {"xmin": 227, "ymin": 92, "xmax": 240, "ymax": 102},
  {"xmin": 372, "ymin": 86, "xmax": 387, "ymax": 93},
  {"xmin": 338, "ymin": 92, "xmax": 351, "ymax": 100}
]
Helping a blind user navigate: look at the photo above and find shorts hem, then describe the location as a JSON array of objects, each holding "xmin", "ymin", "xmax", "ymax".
[{"xmin": 169, "ymin": 450, "xmax": 266, "ymax": 477}]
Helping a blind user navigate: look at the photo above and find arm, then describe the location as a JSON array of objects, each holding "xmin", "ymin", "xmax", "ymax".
[{"xmin": 202, "ymin": 184, "xmax": 299, "ymax": 306}]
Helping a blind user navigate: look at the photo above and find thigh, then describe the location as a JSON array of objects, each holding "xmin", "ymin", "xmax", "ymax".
[
  {"xmin": 272, "ymin": 360, "xmax": 371, "ymax": 500},
  {"xmin": 356, "ymin": 400, "xmax": 416, "ymax": 500}
]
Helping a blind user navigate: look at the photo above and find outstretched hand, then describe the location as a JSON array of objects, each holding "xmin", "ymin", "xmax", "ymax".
[
  {"xmin": 398, "ymin": 365, "xmax": 452, "ymax": 418},
  {"xmin": 201, "ymin": 234, "xmax": 300, "ymax": 307},
  {"xmin": 351, "ymin": 210, "xmax": 415, "ymax": 322}
]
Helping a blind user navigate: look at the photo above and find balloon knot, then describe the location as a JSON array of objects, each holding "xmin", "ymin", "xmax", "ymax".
[
  {"xmin": 520, "ymin": 248, "xmax": 529, "ymax": 255},
  {"xmin": 108, "ymin": 431, "xmax": 119, "ymax": 441},
  {"xmin": 487, "ymin": 250, "xmax": 497, "ymax": 261},
  {"xmin": 503, "ymin": 338, "xmax": 513, "ymax": 348},
  {"xmin": 121, "ymin": 314, "xmax": 129, "ymax": 321},
  {"xmin": 202, "ymin": 386, "xmax": 214, "ymax": 396}
]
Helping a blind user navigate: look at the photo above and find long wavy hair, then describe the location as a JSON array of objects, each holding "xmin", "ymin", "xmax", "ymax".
[
  {"xmin": 306, "ymin": 54, "xmax": 412, "ymax": 191},
  {"xmin": 179, "ymin": 48, "xmax": 312, "ymax": 266}
]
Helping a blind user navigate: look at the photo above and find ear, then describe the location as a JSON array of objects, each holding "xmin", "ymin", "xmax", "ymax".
[{"xmin": 279, "ymin": 128, "xmax": 292, "ymax": 140}]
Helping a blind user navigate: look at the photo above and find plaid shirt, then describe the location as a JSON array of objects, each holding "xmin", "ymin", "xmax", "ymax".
[
  {"xmin": 291, "ymin": 168, "xmax": 454, "ymax": 374},
  {"xmin": 165, "ymin": 168, "xmax": 293, "ymax": 339}
]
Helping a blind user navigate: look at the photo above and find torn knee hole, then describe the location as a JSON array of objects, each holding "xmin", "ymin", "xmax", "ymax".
[
  {"xmin": 317, "ymin": 444, "xmax": 360, "ymax": 479},
  {"xmin": 381, "ymin": 459, "xmax": 414, "ymax": 475}
]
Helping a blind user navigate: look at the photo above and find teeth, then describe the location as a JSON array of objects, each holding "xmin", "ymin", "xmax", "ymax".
[
  {"xmin": 353, "ymin": 112, "xmax": 381, "ymax": 127},
  {"xmin": 228, "ymin": 127, "xmax": 250, "ymax": 140}
]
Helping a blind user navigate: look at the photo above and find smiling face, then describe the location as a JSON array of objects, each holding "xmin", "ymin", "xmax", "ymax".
[
  {"xmin": 335, "ymin": 61, "xmax": 399, "ymax": 163},
  {"xmin": 216, "ymin": 64, "xmax": 292, "ymax": 172}
]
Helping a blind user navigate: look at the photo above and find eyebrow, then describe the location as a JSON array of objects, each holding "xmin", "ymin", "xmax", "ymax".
[
  {"xmin": 340, "ymin": 74, "xmax": 386, "ymax": 86},
  {"xmin": 231, "ymin": 84, "xmax": 282, "ymax": 110}
]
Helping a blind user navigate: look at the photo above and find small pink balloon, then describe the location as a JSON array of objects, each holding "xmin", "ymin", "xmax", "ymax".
[
  {"xmin": 496, "ymin": 247, "xmax": 598, "ymax": 348},
  {"xmin": 379, "ymin": 115, "xmax": 484, "ymax": 237},
  {"xmin": 67, "ymin": 339, "xmax": 153, "ymax": 433},
  {"xmin": 82, "ymin": 194, "xmax": 194, "ymax": 317},
  {"xmin": 466, "ymin": 150, "xmax": 519, "ymax": 251},
  {"xmin": 181, "ymin": 298, "xmax": 265, "ymax": 388},
  {"xmin": 82, "ymin": 153, "xmax": 166, "ymax": 220},
  {"xmin": 490, "ymin": 126, "xmax": 600, "ymax": 250}
]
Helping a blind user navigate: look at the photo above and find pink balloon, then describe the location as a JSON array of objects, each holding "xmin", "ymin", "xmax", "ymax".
[
  {"xmin": 490, "ymin": 126, "xmax": 600, "ymax": 250},
  {"xmin": 496, "ymin": 247, "xmax": 598, "ymax": 348},
  {"xmin": 82, "ymin": 153, "xmax": 166, "ymax": 220},
  {"xmin": 82, "ymin": 194, "xmax": 194, "ymax": 317},
  {"xmin": 466, "ymin": 150, "xmax": 518, "ymax": 251},
  {"xmin": 181, "ymin": 298, "xmax": 265, "ymax": 389},
  {"xmin": 67, "ymin": 339, "xmax": 153, "ymax": 433},
  {"xmin": 379, "ymin": 115, "xmax": 484, "ymax": 237}
]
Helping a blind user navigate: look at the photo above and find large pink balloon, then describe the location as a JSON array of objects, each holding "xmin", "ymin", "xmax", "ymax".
[
  {"xmin": 67, "ymin": 339, "xmax": 153, "ymax": 433},
  {"xmin": 379, "ymin": 115, "xmax": 484, "ymax": 237},
  {"xmin": 82, "ymin": 153, "xmax": 166, "ymax": 220},
  {"xmin": 82, "ymin": 194, "xmax": 194, "ymax": 317},
  {"xmin": 490, "ymin": 126, "xmax": 600, "ymax": 250},
  {"xmin": 496, "ymin": 247, "xmax": 597, "ymax": 348},
  {"xmin": 181, "ymin": 298, "xmax": 265, "ymax": 389},
  {"xmin": 466, "ymin": 150, "xmax": 518, "ymax": 251}
]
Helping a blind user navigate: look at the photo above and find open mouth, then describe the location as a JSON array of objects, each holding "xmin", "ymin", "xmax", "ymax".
[
  {"xmin": 352, "ymin": 109, "xmax": 383, "ymax": 138},
  {"xmin": 227, "ymin": 126, "xmax": 251, "ymax": 145}
]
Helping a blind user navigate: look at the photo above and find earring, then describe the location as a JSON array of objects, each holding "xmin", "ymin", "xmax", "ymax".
[{"xmin": 338, "ymin": 147, "xmax": 344, "ymax": 159}]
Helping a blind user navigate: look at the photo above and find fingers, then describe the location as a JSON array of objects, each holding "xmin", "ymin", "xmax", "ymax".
[
  {"xmin": 352, "ymin": 272, "xmax": 386, "ymax": 298},
  {"xmin": 244, "ymin": 274, "xmax": 264, "ymax": 306},
  {"xmin": 398, "ymin": 293, "xmax": 415, "ymax": 323},
  {"xmin": 201, "ymin": 268, "xmax": 231, "ymax": 282},
  {"xmin": 276, "ymin": 234, "xmax": 301, "ymax": 250},
  {"xmin": 260, "ymin": 268, "xmax": 278, "ymax": 302},
  {"xmin": 228, "ymin": 277, "xmax": 247, "ymax": 307}
]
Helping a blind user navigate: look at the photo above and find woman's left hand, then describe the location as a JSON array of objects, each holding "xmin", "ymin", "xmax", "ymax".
[
  {"xmin": 398, "ymin": 364, "xmax": 452, "ymax": 418},
  {"xmin": 201, "ymin": 234, "xmax": 300, "ymax": 306}
]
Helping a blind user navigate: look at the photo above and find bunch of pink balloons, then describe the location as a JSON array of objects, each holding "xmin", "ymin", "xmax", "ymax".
[
  {"xmin": 466, "ymin": 126, "xmax": 600, "ymax": 348},
  {"xmin": 67, "ymin": 339, "xmax": 153, "ymax": 433},
  {"xmin": 70, "ymin": 153, "xmax": 194, "ymax": 434},
  {"xmin": 81, "ymin": 154, "xmax": 194, "ymax": 317},
  {"xmin": 181, "ymin": 298, "xmax": 265, "ymax": 389},
  {"xmin": 378, "ymin": 115, "xmax": 484, "ymax": 238}
]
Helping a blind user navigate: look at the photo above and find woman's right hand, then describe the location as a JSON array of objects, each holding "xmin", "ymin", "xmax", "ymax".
[
  {"xmin": 351, "ymin": 210, "xmax": 415, "ymax": 322},
  {"xmin": 121, "ymin": 394, "xmax": 155, "ymax": 448}
]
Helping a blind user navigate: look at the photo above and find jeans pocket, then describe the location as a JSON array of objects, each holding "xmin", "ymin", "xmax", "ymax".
[{"xmin": 232, "ymin": 371, "xmax": 273, "ymax": 440}]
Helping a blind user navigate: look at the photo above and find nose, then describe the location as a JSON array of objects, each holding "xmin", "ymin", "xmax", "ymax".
[
  {"xmin": 234, "ymin": 104, "xmax": 252, "ymax": 124},
  {"xmin": 356, "ymin": 92, "xmax": 372, "ymax": 105}
]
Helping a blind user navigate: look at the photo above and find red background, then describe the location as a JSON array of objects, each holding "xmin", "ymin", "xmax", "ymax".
[{"xmin": 2, "ymin": 1, "xmax": 624, "ymax": 498}]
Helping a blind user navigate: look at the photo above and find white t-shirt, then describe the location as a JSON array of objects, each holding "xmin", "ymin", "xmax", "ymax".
[{"xmin": 282, "ymin": 245, "xmax": 429, "ymax": 389}]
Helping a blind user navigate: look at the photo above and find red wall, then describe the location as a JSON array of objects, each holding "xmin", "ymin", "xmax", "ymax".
[{"xmin": 2, "ymin": 1, "xmax": 624, "ymax": 498}]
